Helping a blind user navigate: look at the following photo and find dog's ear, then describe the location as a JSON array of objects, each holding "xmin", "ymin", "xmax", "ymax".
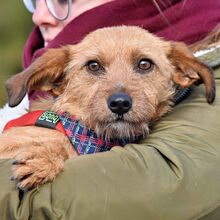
[
  {"xmin": 6, "ymin": 46, "xmax": 71, "ymax": 107},
  {"xmin": 168, "ymin": 42, "xmax": 215, "ymax": 104}
]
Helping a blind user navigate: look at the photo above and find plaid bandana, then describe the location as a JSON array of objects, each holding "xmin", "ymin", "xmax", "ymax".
[{"xmin": 59, "ymin": 112, "xmax": 129, "ymax": 155}]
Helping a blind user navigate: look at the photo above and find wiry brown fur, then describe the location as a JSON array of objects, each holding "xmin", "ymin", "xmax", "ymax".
[{"xmin": 0, "ymin": 26, "xmax": 215, "ymax": 189}]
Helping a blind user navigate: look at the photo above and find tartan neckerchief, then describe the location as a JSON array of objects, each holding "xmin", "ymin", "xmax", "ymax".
[{"xmin": 58, "ymin": 112, "xmax": 130, "ymax": 155}]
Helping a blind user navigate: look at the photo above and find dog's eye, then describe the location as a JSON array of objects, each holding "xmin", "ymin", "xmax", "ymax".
[
  {"xmin": 137, "ymin": 59, "xmax": 154, "ymax": 72},
  {"xmin": 87, "ymin": 61, "xmax": 102, "ymax": 72}
]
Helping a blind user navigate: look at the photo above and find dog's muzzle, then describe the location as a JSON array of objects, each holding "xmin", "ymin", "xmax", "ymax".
[{"xmin": 107, "ymin": 92, "xmax": 132, "ymax": 115}]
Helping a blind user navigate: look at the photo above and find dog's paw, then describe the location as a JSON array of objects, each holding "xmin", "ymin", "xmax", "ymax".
[{"xmin": 11, "ymin": 147, "xmax": 67, "ymax": 190}]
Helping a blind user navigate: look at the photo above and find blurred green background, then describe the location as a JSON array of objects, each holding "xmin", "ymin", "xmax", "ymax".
[{"xmin": 0, "ymin": 1, "xmax": 33, "ymax": 106}]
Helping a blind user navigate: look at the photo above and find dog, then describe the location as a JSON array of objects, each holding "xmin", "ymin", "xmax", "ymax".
[{"xmin": 0, "ymin": 26, "xmax": 215, "ymax": 189}]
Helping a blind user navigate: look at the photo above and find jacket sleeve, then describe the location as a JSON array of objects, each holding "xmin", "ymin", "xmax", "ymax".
[{"xmin": 0, "ymin": 67, "xmax": 220, "ymax": 220}]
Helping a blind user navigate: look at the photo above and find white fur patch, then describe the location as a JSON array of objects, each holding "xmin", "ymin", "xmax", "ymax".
[{"xmin": 0, "ymin": 95, "xmax": 29, "ymax": 133}]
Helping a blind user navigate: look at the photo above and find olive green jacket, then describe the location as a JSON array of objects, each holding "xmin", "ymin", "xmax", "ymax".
[{"xmin": 0, "ymin": 48, "xmax": 220, "ymax": 220}]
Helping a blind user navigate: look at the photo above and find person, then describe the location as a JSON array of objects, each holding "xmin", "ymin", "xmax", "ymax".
[
  {"xmin": 0, "ymin": 0, "xmax": 220, "ymax": 219},
  {"xmin": 0, "ymin": 0, "xmax": 114, "ymax": 132}
]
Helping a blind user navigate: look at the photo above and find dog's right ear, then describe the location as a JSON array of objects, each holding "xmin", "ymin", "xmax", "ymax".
[
  {"xmin": 6, "ymin": 46, "xmax": 71, "ymax": 107},
  {"xmin": 168, "ymin": 42, "xmax": 215, "ymax": 104}
]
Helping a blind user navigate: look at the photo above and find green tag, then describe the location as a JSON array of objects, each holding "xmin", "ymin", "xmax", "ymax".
[{"xmin": 35, "ymin": 111, "xmax": 60, "ymax": 129}]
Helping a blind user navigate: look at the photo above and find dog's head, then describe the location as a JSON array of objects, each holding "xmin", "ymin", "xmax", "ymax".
[{"xmin": 6, "ymin": 26, "xmax": 215, "ymax": 140}]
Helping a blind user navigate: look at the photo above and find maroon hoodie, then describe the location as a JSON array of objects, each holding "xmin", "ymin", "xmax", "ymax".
[
  {"xmin": 23, "ymin": 0, "xmax": 220, "ymax": 69},
  {"xmin": 23, "ymin": 0, "xmax": 220, "ymax": 99}
]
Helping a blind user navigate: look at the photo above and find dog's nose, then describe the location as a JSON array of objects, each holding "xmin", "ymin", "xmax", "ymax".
[{"xmin": 107, "ymin": 92, "xmax": 132, "ymax": 115}]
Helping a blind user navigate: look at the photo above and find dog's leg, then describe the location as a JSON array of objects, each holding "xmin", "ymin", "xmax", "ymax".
[{"xmin": 0, "ymin": 126, "xmax": 76, "ymax": 189}]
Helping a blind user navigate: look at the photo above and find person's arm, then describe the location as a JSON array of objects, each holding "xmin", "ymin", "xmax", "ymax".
[{"xmin": 1, "ymin": 53, "xmax": 220, "ymax": 220}]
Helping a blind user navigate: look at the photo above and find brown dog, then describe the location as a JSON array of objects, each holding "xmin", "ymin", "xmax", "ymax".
[{"xmin": 0, "ymin": 26, "xmax": 215, "ymax": 189}]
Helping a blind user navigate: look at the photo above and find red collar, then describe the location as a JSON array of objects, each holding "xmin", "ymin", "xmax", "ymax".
[
  {"xmin": 3, "ymin": 110, "xmax": 122, "ymax": 155},
  {"xmin": 3, "ymin": 110, "xmax": 66, "ymax": 135}
]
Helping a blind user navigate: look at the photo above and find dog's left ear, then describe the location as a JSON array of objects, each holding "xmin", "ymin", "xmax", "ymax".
[
  {"xmin": 6, "ymin": 46, "xmax": 71, "ymax": 107},
  {"xmin": 168, "ymin": 42, "xmax": 215, "ymax": 104}
]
